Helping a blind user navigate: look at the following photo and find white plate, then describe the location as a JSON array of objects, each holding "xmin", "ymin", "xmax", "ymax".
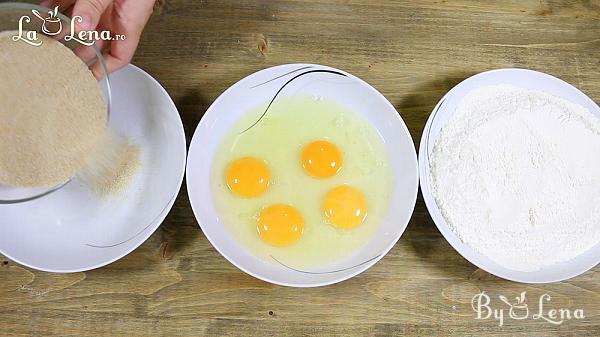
[
  {"xmin": 0, "ymin": 64, "xmax": 186, "ymax": 272},
  {"xmin": 419, "ymin": 68, "xmax": 600, "ymax": 283},
  {"xmin": 187, "ymin": 64, "xmax": 419, "ymax": 287}
]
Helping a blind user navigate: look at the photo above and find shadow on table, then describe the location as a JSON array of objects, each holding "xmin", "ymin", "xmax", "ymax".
[{"xmin": 175, "ymin": 89, "xmax": 212, "ymax": 149}]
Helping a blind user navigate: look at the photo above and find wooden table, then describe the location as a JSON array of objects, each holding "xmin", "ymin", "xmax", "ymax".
[{"xmin": 2, "ymin": 1, "xmax": 599, "ymax": 336}]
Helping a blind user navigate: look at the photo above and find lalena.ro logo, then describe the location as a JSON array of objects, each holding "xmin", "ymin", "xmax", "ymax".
[
  {"xmin": 12, "ymin": 6, "xmax": 125, "ymax": 47},
  {"xmin": 472, "ymin": 291, "xmax": 585, "ymax": 327}
]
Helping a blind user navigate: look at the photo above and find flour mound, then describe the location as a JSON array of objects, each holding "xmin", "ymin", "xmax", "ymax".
[
  {"xmin": 0, "ymin": 32, "xmax": 106, "ymax": 187},
  {"xmin": 431, "ymin": 84, "xmax": 600, "ymax": 271}
]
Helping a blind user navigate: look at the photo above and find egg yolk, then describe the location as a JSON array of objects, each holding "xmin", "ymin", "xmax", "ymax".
[
  {"xmin": 226, "ymin": 157, "xmax": 270, "ymax": 197},
  {"xmin": 301, "ymin": 140, "xmax": 343, "ymax": 178},
  {"xmin": 257, "ymin": 204, "xmax": 304, "ymax": 246},
  {"xmin": 322, "ymin": 185, "xmax": 368, "ymax": 229}
]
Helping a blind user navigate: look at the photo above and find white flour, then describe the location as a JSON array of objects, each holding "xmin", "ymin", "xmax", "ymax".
[{"xmin": 431, "ymin": 85, "xmax": 600, "ymax": 271}]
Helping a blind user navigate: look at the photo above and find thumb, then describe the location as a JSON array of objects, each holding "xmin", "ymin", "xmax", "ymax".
[{"xmin": 72, "ymin": 0, "xmax": 112, "ymax": 31}]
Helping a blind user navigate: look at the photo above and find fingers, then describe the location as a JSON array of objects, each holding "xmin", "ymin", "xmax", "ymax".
[
  {"xmin": 37, "ymin": 0, "xmax": 77, "ymax": 41},
  {"xmin": 71, "ymin": 0, "xmax": 113, "ymax": 32},
  {"xmin": 90, "ymin": 53, "xmax": 116, "ymax": 80},
  {"xmin": 75, "ymin": 39, "xmax": 107, "ymax": 65},
  {"xmin": 39, "ymin": 0, "xmax": 77, "ymax": 11},
  {"xmin": 90, "ymin": 0, "xmax": 154, "ymax": 78},
  {"xmin": 39, "ymin": 0, "xmax": 116, "ymax": 78},
  {"xmin": 90, "ymin": 31, "xmax": 137, "ymax": 79}
]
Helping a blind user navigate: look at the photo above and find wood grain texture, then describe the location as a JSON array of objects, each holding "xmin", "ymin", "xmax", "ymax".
[{"xmin": 2, "ymin": 0, "xmax": 600, "ymax": 336}]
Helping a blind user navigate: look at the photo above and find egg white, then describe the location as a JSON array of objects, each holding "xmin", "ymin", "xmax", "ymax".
[{"xmin": 211, "ymin": 95, "xmax": 392, "ymax": 269}]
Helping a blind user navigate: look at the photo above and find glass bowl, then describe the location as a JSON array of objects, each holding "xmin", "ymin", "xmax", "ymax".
[{"xmin": 0, "ymin": 2, "xmax": 111, "ymax": 204}]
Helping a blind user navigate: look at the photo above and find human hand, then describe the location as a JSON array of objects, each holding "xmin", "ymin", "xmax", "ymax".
[{"xmin": 39, "ymin": 0, "xmax": 155, "ymax": 79}]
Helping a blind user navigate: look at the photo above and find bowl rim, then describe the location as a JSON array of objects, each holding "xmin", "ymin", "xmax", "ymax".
[
  {"xmin": 186, "ymin": 63, "xmax": 419, "ymax": 287},
  {"xmin": 0, "ymin": 2, "xmax": 112, "ymax": 204},
  {"xmin": 418, "ymin": 67, "xmax": 600, "ymax": 283}
]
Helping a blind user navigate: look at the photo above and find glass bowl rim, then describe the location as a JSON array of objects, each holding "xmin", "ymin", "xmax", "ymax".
[{"xmin": 0, "ymin": 2, "xmax": 112, "ymax": 204}]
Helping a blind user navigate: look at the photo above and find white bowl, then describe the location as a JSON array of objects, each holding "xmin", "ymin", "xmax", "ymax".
[
  {"xmin": 187, "ymin": 64, "xmax": 418, "ymax": 287},
  {"xmin": 419, "ymin": 68, "xmax": 600, "ymax": 283},
  {"xmin": 0, "ymin": 65, "xmax": 186, "ymax": 272}
]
